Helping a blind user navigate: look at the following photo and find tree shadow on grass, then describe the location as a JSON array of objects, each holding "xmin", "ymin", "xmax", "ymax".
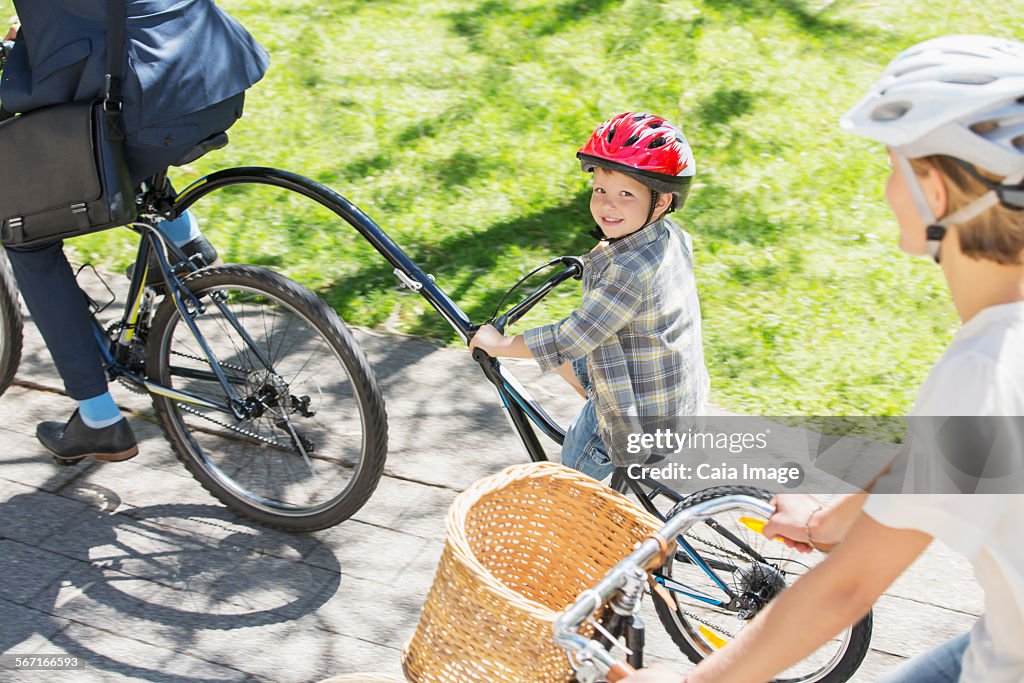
[
  {"xmin": 449, "ymin": 0, "xmax": 625, "ymax": 49},
  {"xmin": 702, "ymin": 0, "xmax": 877, "ymax": 43},
  {"xmin": 695, "ymin": 88, "xmax": 756, "ymax": 127},
  {"xmin": 320, "ymin": 188, "xmax": 595, "ymax": 340},
  {"xmin": 314, "ymin": 101, "xmax": 488, "ymax": 188}
]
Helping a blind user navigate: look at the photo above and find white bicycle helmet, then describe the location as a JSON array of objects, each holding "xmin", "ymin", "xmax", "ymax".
[{"xmin": 841, "ymin": 35, "xmax": 1024, "ymax": 260}]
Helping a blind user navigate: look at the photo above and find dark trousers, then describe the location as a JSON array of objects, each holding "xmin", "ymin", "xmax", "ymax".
[{"xmin": 4, "ymin": 94, "xmax": 244, "ymax": 401}]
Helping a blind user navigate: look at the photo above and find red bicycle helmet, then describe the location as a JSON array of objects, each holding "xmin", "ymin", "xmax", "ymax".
[{"xmin": 577, "ymin": 112, "xmax": 696, "ymax": 211}]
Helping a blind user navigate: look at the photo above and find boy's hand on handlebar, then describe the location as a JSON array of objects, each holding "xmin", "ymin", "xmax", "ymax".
[
  {"xmin": 469, "ymin": 325, "xmax": 533, "ymax": 359},
  {"xmin": 469, "ymin": 324, "xmax": 508, "ymax": 356},
  {"xmin": 618, "ymin": 665, "xmax": 688, "ymax": 682}
]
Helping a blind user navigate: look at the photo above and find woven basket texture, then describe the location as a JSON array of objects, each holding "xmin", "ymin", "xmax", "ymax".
[{"xmin": 402, "ymin": 461, "xmax": 661, "ymax": 683}]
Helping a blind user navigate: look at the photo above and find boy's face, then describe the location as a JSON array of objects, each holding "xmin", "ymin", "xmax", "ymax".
[{"xmin": 590, "ymin": 168, "xmax": 661, "ymax": 239}]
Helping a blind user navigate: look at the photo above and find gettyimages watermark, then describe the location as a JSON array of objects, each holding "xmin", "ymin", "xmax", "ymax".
[{"xmin": 610, "ymin": 416, "xmax": 1024, "ymax": 494}]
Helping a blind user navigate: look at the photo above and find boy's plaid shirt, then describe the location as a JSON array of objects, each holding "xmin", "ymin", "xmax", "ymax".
[{"xmin": 523, "ymin": 218, "xmax": 709, "ymax": 466}]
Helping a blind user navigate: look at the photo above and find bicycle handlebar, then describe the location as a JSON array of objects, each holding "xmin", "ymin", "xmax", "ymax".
[
  {"xmin": 490, "ymin": 256, "xmax": 583, "ymax": 335},
  {"xmin": 552, "ymin": 494, "xmax": 775, "ymax": 681}
]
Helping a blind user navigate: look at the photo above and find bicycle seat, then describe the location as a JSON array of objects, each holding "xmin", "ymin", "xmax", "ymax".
[{"xmin": 172, "ymin": 132, "xmax": 229, "ymax": 167}]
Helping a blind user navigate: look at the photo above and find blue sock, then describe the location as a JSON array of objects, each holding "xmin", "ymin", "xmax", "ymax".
[
  {"xmin": 157, "ymin": 209, "xmax": 201, "ymax": 247},
  {"xmin": 78, "ymin": 392, "xmax": 124, "ymax": 429}
]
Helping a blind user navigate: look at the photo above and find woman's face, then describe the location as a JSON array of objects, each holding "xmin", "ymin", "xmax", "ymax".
[{"xmin": 885, "ymin": 150, "xmax": 947, "ymax": 256}]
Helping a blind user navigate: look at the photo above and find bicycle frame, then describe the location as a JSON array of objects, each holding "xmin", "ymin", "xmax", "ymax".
[
  {"xmin": 169, "ymin": 166, "xmax": 756, "ymax": 609},
  {"xmin": 173, "ymin": 168, "xmax": 686, "ymax": 505}
]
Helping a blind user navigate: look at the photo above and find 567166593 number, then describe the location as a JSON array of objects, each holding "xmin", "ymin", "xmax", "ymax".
[{"xmin": 0, "ymin": 654, "xmax": 84, "ymax": 670}]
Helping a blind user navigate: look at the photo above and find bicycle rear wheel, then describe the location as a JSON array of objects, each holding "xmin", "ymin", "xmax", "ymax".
[
  {"xmin": 0, "ymin": 251, "xmax": 23, "ymax": 398},
  {"xmin": 145, "ymin": 264, "xmax": 387, "ymax": 531},
  {"xmin": 652, "ymin": 486, "xmax": 871, "ymax": 683}
]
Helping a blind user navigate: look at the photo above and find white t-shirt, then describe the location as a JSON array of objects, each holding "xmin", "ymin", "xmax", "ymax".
[{"xmin": 864, "ymin": 301, "xmax": 1024, "ymax": 683}]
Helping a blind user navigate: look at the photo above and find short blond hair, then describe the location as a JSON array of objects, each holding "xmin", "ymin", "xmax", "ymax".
[{"xmin": 909, "ymin": 156, "xmax": 1024, "ymax": 265}]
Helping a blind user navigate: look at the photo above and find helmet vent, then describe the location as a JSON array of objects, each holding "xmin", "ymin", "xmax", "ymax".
[
  {"xmin": 648, "ymin": 135, "xmax": 667, "ymax": 149},
  {"xmin": 947, "ymin": 49, "xmax": 992, "ymax": 59},
  {"xmin": 970, "ymin": 121, "xmax": 999, "ymax": 135},
  {"xmin": 623, "ymin": 134, "xmax": 640, "ymax": 146},
  {"xmin": 1012, "ymin": 134, "xmax": 1024, "ymax": 151},
  {"xmin": 891, "ymin": 62, "xmax": 938, "ymax": 78},
  {"xmin": 607, "ymin": 127, "xmax": 616, "ymax": 143},
  {"xmin": 871, "ymin": 101, "xmax": 911, "ymax": 121},
  {"xmin": 940, "ymin": 73, "xmax": 997, "ymax": 85}
]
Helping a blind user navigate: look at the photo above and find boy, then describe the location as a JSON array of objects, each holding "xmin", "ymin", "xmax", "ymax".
[{"xmin": 469, "ymin": 112, "xmax": 709, "ymax": 479}]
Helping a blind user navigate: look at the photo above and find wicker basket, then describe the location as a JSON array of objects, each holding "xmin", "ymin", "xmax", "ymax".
[{"xmin": 402, "ymin": 461, "xmax": 663, "ymax": 683}]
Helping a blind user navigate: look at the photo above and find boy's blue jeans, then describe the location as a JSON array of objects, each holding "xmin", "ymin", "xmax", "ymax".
[{"xmin": 561, "ymin": 358, "xmax": 615, "ymax": 481}]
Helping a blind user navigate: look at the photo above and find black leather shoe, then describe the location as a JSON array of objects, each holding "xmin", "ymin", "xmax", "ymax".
[
  {"xmin": 37, "ymin": 410, "xmax": 139, "ymax": 462},
  {"xmin": 125, "ymin": 234, "xmax": 220, "ymax": 290}
]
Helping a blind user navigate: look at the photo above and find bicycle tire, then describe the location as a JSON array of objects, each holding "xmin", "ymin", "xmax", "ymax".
[
  {"xmin": 652, "ymin": 485, "xmax": 872, "ymax": 683},
  {"xmin": 145, "ymin": 264, "xmax": 387, "ymax": 531},
  {"xmin": 0, "ymin": 251, "xmax": 24, "ymax": 398}
]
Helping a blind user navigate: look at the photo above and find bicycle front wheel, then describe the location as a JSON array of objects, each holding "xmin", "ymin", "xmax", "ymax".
[
  {"xmin": 0, "ymin": 251, "xmax": 23, "ymax": 398},
  {"xmin": 145, "ymin": 264, "xmax": 387, "ymax": 531},
  {"xmin": 652, "ymin": 486, "xmax": 871, "ymax": 683}
]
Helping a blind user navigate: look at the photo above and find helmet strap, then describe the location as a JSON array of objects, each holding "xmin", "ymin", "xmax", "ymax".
[
  {"xmin": 896, "ymin": 154, "xmax": 945, "ymax": 263},
  {"xmin": 949, "ymin": 159, "xmax": 1024, "ymax": 210},
  {"xmin": 645, "ymin": 191, "xmax": 659, "ymax": 226}
]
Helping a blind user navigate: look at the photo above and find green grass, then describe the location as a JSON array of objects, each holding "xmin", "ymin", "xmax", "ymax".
[{"xmin": 3, "ymin": 1, "xmax": 1017, "ymax": 417}]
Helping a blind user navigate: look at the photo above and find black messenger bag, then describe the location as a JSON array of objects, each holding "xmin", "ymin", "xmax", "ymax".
[{"xmin": 0, "ymin": 0, "xmax": 136, "ymax": 248}]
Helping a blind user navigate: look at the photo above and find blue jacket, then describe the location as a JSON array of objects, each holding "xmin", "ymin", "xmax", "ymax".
[{"xmin": 0, "ymin": 0, "xmax": 269, "ymax": 135}]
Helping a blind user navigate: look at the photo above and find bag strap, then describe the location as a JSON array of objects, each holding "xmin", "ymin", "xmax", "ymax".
[{"xmin": 103, "ymin": 0, "xmax": 127, "ymax": 140}]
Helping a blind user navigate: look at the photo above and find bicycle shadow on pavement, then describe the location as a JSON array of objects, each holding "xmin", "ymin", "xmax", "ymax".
[{"xmin": 1, "ymin": 481, "xmax": 342, "ymax": 681}]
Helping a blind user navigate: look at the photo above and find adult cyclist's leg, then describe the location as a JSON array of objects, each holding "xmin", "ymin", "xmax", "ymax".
[
  {"xmin": 5, "ymin": 240, "xmax": 137, "ymax": 461},
  {"xmin": 6, "ymin": 241, "xmax": 107, "ymax": 399}
]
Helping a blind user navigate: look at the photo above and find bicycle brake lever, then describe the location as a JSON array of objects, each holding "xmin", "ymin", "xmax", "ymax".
[{"xmin": 559, "ymin": 255, "xmax": 584, "ymax": 279}]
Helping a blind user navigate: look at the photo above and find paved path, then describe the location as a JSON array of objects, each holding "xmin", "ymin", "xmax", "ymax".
[{"xmin": 0, "ymin": 275, "xmax": 982, "ymax": 682}]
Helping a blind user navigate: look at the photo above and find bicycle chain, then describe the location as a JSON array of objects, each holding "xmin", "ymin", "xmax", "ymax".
[
  {"xmin": 682, "ymin": 530, "xmax": 753, "ymax": 564},
  {"xmin": 679, "ymin": 608, "xmax": 738, "ymax": 640},
  {"xmin": 176, "ymin": 402, "xmax": 289, "ymax": 449},
  {"xmin": 118, "ymin": 376, "xmax": 150, "ymax": 394},
  {"xmin": 169, "ymin": 349, "xmax": 253, "ymax": 375},
  {"xmin": 170, "ymin": 351, "xmax": 296, "ymax": 448}
]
